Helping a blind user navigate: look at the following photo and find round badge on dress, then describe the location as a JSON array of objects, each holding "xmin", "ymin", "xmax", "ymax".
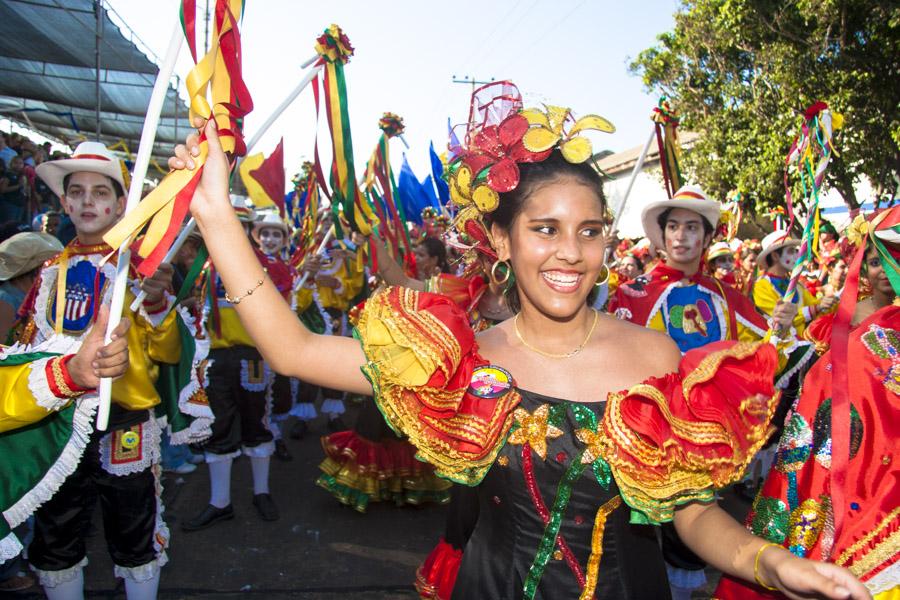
[
  {"xmin": 121, "ymin": 430, "xmax": 140, "ymax": 450},
  {"xmin": 468, "ymin": 365, "xmax": 514, "ymax": 399}
]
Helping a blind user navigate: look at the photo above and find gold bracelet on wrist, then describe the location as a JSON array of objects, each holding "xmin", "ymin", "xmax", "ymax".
[
  {"xmin": 224, "ymin": 269, "xmax": 268, "ymax": 305},
  {"xmin": 754, "ymin": 542, "xmax": 781, "ymax": 591}
]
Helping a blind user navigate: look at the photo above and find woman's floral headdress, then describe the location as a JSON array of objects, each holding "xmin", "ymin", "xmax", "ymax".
[{"xmin": 446, "ymin": 81, "xmax": 615, "ymax": 266}]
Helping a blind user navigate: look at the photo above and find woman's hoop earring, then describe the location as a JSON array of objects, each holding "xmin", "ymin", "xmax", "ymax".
[
  {"xmin": 594, "ymin": 265, "xmax": 610, "ymax": 287},
  {"xmin": 491, "ymin": 260, "xmax": 511, "ymax": 286}
]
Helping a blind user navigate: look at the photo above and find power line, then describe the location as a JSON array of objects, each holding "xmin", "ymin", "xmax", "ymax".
[{"xmin": 495, "ymin": 0, "xmax": 589, "ymax": 75}]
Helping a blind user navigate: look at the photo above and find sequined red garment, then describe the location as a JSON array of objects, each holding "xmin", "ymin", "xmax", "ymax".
[{"xmin": 715, "ymin": 306, "xmax": 900, "ymax": 599}]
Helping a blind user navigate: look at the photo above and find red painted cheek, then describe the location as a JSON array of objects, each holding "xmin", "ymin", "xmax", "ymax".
[{"xmin": 105, "ymin": 207, "xmax": 111, "ymax": 215}]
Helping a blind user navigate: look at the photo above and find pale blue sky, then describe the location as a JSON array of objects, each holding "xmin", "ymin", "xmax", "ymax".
[{"xmin": 109, "ymin": 0, "xmax": 680, "ymax": 185}]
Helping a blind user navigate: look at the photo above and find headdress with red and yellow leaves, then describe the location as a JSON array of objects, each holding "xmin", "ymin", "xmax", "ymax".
[{"xmin": 446, "ymin": 81, "xmax": 614, "ymax": 266}]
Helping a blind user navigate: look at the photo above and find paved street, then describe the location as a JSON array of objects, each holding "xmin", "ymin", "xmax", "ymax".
[{"xmin": 12, "ymin": 402, "xmax": 754, "ymax": 599}]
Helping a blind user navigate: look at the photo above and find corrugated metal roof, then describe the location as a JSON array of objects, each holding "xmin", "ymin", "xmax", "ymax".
[{"xmin": 0, "ymin": 0, "xmax": 191, "ymax": 166}]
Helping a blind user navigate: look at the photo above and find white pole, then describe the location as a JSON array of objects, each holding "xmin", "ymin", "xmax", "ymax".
[
  {"xmin": 294, "ymin": 227, "xmax": 335, "ymax": 290},
  {"xmin": 128, "ymin": 219, "xmax": 196, "ymax": 312},
  {"xmin": 129, "ymin": 56, "xmax": 322, "ymax": 309},
  {"xmin": 611, "ymin": 127, "xmax": 656, "ymax": 235},
  {"xmin": 97, "ymin": 24, "xmax": 183, "ymax": 431},
  {"xmin": 244, "ymin": 56, "xmax": 321, "ymax": 154},
  {"xmin": 603, "ymin": 127, "xmax": 655, "ymax": 266}
]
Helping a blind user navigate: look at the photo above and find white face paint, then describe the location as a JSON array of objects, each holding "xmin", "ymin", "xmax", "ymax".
[
  {"xmin": 258, "ymin": 227, "xmax": 286, "ymax": 255},
  {"xmin": 779, "ymin": 246, "xmax": 799, "ymax": 271},
  {"xmin": 714, "ymin": 255, "xmax": 734, "ymax": 273}
]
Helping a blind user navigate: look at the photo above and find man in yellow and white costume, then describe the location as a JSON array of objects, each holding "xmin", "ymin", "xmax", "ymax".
[
  {"xmin": 0, "ymin": 307, "xmax": 129, "ymax": 558},
  {"xmin": 11, "ymin": 142, "xmax": 181, "ymax": 600},
  {"xmin": 752, "ymin": 230, "xmax": 837, "ymax": 337}
]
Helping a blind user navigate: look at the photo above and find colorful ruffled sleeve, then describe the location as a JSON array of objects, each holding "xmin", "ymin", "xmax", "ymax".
[
  {"xmin": 354, "ymin": 286, "xmax": 521, "ymax": 485},
  {"xmin": 598, "ymin": 341, "xmax": 779, "ymax": 524}
]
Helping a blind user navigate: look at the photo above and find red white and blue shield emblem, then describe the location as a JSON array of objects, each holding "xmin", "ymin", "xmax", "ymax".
[{"xmin": 49, "ymin": 260, "xmax": 107, "ymax": 333}]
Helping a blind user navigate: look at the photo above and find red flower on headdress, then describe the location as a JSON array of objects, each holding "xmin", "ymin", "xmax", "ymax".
[{"xmin": 464, "ymin": 113, "xmax": 552, "ymax": 194}]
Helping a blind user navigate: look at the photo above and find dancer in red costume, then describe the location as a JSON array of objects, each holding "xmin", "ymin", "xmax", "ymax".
[{"xmin": 716, "ymin": 210, "xmax": 900, "ymax": 599}]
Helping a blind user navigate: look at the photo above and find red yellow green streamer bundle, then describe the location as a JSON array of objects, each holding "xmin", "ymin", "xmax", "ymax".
[
  {"xmin": 365, "ymin": 115, "xmax": 414, "ymax": 274},
  {"xmin": 289, "ymin": 162, "xmax": 321, "ymax": 268},
  {"xmin": 651, "ymin": 97, "xmax": 682, "ymax": 198},
  {"xmin": 103, "ymin": 0, "xmax": 253, "ymax": 277},
  {"xmin": 780, "ymin": 102, "xmax": 843, "ymax": 304},
  {"xmin": 313, "ymin": 24, "xmax": 377, "ymax": 237}
]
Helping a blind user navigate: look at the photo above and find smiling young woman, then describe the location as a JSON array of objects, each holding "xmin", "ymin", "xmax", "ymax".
[{"xmin": 171, "ymin": 82, "xmax": 870, "ymax": 600}]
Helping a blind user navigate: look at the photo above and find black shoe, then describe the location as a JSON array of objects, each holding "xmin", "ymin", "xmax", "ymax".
[
  {"xmin": 274, "ymin": 439, "xmax": 292, "ymax": 462},
  {"xmin": 290, "ymin": 420, "xmax": 307, "ymax": 440},
  {"xmin": 182, "ymin": 504, "xmax": 234, "ymax": 532},
  {"xmin": 327, "ymin": 417, "xmax": 347, "ymax": 432},
  {"xmin": 253, "ymin": 493, "xmax": 279, "ymax": 521}
]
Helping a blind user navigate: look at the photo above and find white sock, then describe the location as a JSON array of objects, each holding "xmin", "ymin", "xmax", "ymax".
[
  {"xmin": 43, "ymin": 568, "xmax": 84, "ymax": 600},
  {"xmin": 124, "ymin": 570, "xmax": 160, "ymax": 600},
  {"xmin": 208, "ymin": 458, "xmax": 232, "ymax": 508},
  {"xmin": 250, "ymin": 456, "xmax": 270, "ymax": 495}
]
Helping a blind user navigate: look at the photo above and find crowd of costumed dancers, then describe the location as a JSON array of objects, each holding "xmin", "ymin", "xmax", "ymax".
[{"xmin": 0, "ymin": 5, "xmax": 895, "ymax": 600}]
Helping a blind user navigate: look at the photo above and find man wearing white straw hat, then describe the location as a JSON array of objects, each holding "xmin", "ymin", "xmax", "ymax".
[
  {"xmin": 6, "ymin": 141, "xmax": 182, "ymax": 600},
  {"xmin": 609, "ymin": 186, "xmax": 803, "ymax": 358},
  {"xmin": 608, "ymin": 184, "xmax": 814, "ymax": 600},
  {"xmin": 251, "ymin": 212, "xmax": 296, "ymax": 462},
  {"xmin": 183, "ymin": 202, "xmax": 291, "ymax": 531},
  {"xmin": 752, "ymin": 229, "xmax": 836, "ymax": 337}
]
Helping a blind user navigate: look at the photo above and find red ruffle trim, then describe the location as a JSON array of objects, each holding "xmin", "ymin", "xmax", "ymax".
[
  {"xmin": 415, "ymin": 538, "xmax": 463, "ymax": 600},
  {"xmin": 317, "ymin": 430, "xmax": 452, "ymax": 511}
]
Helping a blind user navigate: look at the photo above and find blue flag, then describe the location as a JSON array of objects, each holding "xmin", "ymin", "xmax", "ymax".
[
  {"xmin": 398, "ymin": 155, "xmax": 443, "ymax": 225},
  {"xmin": 429, "ymin": 142, "xmax": 450, "ymax": 205}
]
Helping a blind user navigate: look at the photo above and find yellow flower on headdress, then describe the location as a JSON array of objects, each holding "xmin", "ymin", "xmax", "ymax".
[
  {"xmin": 847, "ymin": 214, "xmax": 869, "ymax": 248},
  {"xmin": 520, "ymin": 105, "xmax": 615, "ymax": 164},
  {"xmin": 507, "ymin": 404, "xmax": 564, "ymax": 460},
  {"xmin": 449, "ymin": 164, "xmax": 500, "ymax": 213}
]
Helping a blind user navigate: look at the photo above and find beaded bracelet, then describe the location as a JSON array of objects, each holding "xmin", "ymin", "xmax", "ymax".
[
  {"xmin": 225, "ymin": 269, "xmax": 268, "ymax": 305},
  {"xmin": 754, "ymin": 542, "xmax": 781, "ymax": 591}
]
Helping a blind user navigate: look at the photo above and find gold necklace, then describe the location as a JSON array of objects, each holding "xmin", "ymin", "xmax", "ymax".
[{"xmin": 514, "ymin": 309, "xmax": 600, "ymax": 359}]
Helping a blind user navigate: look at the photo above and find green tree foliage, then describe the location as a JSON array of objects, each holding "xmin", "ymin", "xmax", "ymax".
[{"xmin": 630, "ymin": 0, "xmax": 900, "ymax": 214}]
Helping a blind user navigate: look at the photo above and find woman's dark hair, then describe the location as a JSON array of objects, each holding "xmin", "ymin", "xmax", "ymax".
[
  {"xmin": 63, "ymin": 173, "xmax": 126, "ymax": 198},
  {"xmin": 484, "ymin": 149, "xmax": 607, "ymax": 312},
  {"xmin": 765, "ymin": 248, "xmax": 782, "ymax": 269},
  {"xmin": 419, "ymin": 236, "xmax": 450, "ymax": 273},
  {"xmin": 656, "ymin": 208, "xmax": 714, "ymax": 244}
]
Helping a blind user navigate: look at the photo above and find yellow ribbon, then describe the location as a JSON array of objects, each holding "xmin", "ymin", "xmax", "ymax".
[
  {"xmin": 53, "ymin": 249, "xmax": 69, "ymax": 335},
  {"xmin": 103, "ymin": 142, "xmax": 209, "ymax": 255},
  {"xmin": 104, "ymin": 2, "xmax": 245, "ymax": 256}
]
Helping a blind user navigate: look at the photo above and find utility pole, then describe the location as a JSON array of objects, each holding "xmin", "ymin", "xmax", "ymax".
[{"xmin": 451, "ymin": 75, "xmax": 496, "ymax": 93}]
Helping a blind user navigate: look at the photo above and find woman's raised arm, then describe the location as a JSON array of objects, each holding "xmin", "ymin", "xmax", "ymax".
[{"xmin": 171, "ymin": 119, "xmax": 371, "ymax": 395}]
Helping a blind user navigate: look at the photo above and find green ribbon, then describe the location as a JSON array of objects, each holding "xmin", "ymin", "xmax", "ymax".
[{"xmin": 174, "ymin": 245, "xmax": 209, "ymax": 306}]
